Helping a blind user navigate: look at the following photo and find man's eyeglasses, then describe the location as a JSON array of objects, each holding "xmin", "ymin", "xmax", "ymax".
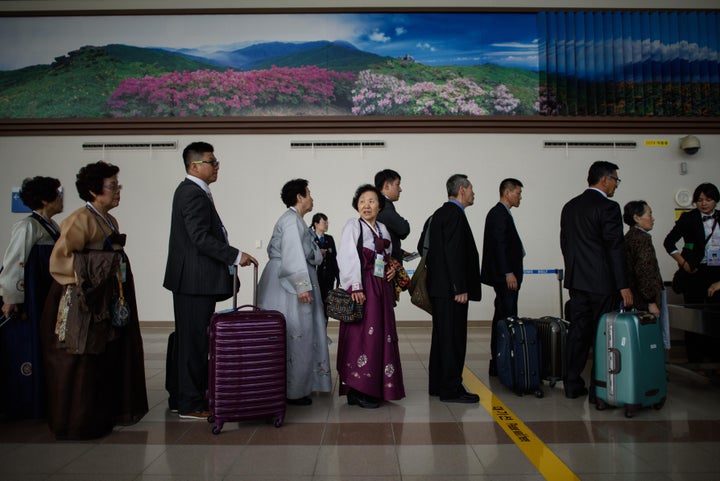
[
  {"xmin": 608, "ymin": 175, "xmax": 621, "ymax": 185},
  {"xmin": 103, "ymin": 183, "xmax": 123, "ymax": 191},
  {"xmin": 193, "ymin": 160, "xmax": 220, "ymax": 167}
]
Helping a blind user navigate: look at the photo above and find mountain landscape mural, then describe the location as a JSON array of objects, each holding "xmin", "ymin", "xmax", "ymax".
[
  {"xmin": 0, "ymin": 12, "xmax": 539, "ymax": 119},
  {"xmin": 0, "ymin": 11, "xmax": 716, "ymax": 119}
]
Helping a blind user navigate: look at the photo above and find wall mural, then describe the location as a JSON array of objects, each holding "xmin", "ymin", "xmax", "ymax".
[
  {"xmin": 0, "ymin": 10, "xmax": 717, "ymax": 122},
  {"xmin": 0, "ymin": 12, "xmax": 539, "ymax": 119}
]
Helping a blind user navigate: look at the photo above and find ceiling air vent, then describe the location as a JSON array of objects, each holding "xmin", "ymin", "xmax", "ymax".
[
  {"xmin": 82, "ymin": 142, "xmax": 177, "ymax": 151},
  {"xmin": 291, "ymin": 140, "xmax": 386, "ymax": 149},
  {"xmin": 543, "ymin": 140, "xmax": 637, "ymax": 149}
]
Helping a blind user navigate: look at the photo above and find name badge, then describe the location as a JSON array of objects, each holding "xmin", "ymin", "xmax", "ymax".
[
  {"xmin": 708, "ymin": 247, "xmax": 720, "ymax": 266},
  {"xmin": 374, "ymin": 254, "xmax": 385, "ymax": 278}
]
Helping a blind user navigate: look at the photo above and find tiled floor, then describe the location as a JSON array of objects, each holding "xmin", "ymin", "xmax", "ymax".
[{"xmin": 1, "ymin": 324, "xmax": 719, "ymax": 480}]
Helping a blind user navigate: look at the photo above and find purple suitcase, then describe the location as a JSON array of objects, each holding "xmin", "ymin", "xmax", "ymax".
[{"xmin": 208, "ymin": 265, "xmax": 286, "ymax": 434}]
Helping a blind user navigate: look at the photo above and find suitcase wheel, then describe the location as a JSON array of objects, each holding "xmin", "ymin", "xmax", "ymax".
[
  {"xmin": 534, "ymin": 388, "xmax": 544, "ymax": 398},
  {"xmin": 653, "ymin": 397, "xmax": 666, "ymax": 410},
  {"xmin": 212, "ymin": 425, "xmax": 223, "ymax": 435},
  {"xmin": 595, "ymin": 399, "xmax": 608, "ymax": 411},
  {"xmin": 624, "ymin": 408, "xmax": 635, "ymax": 418},
  {"xmin": 274, "ymin": 416, "xmax": 284, "ymax": 428}
]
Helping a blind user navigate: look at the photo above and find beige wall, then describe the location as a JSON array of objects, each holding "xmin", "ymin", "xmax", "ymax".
[{"xmin": 2, "ymin": 0, "xmax": 718, "ymax": 322}]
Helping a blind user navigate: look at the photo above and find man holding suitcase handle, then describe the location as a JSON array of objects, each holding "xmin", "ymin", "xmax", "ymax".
[
  {"xmin": 164, "ymin": 142, "xmax": 258, "ymax": 420},
  {"xmin": 560, "ymin": 161, "xmax": 633, "ymax": 401}
]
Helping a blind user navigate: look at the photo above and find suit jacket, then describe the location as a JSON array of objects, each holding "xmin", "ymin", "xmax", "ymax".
[
  {"xmin": 163, "ymin": 178, "xmax": 239, "ymax": 299},
  {"xmin": 418, "ymin": 201, "xmax": 481, "ymax": 300},
  {"xmin": 480, "ymin": 202, "xmax": 524, "ymax": 286},
  {"xmin": 377, "ymin": 198, "xmax": 410, "ymax": 263},
  {"xmin": 663, "ymin": 208, "xmax": 716, "ymax": 269},
  {"xmin": 560, "ymin": 189, "xmax": 627, "ymax": 295}
]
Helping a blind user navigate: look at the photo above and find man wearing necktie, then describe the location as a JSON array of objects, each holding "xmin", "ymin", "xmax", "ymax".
[{"xmin": 163, "ymin": 142, "xmax": 257, "ymax": 419}]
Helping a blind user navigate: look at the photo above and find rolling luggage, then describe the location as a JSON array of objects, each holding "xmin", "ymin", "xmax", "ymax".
[
  {"xmin": 535, "ymin": 316, "xmax": 569, "ymax": 387},
  {"xmin": 593, "ymin": 311, "xmax": 667, "ymax": 417},
  {"xmin": 207, "ymin": 265, "xmax": 287, "ymax": 434},
  {"xmin": 495, "ymin": 317, "xmax": 544, "ymax": 397}
]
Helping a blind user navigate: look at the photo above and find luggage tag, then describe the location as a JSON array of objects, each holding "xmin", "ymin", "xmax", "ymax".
[{"xmin": 373, "ymin": 254, "xmax": 385, "ymax": 278}]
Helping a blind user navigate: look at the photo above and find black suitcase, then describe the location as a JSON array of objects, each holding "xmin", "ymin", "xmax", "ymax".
[
  {"xmin": 534, "ymin": 316, "xmax": 569, "ymax": 387},
  {"xmin": 495, "ymin": 317, "xmax": 544, "ymax": 397}
]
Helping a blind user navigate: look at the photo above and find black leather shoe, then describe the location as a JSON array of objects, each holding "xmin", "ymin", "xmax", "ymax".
[
  {"xmin": 347, "ymin": 389, "xmax": 380, "ymax": 409},
  {"xmin": 286, "ymin": 396, "xmax": 312, "ymax": 406},
  {"xmin": 440, "ymin": 391, "xmax": 480, "ymax": 404},
  {"xmin": 564, "ymin": 387, "xmax": 589, "ymax": 399}
]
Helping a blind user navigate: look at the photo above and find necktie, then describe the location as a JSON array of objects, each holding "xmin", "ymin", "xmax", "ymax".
[{"xmin": 703, "ymin": 215, "xmax": 714, "ymax": 222}]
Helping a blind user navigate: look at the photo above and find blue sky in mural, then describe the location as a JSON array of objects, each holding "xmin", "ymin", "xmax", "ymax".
[{"xmin": 0, "ymin": 12, "xmax": 539, "ymax": 71}]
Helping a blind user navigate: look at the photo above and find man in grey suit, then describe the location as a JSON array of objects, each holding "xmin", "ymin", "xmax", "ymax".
[
  {"xmin": 418, "ymin": 174, "xmax": 482, "ymax": 403},
  {"xmin": 164, "ymin": 141, "xmax": 257, "ymax": 419},
  {"xmin": 375, "ymin": 169, "xmax": 410, "ymax": 264},
  {"xmin": 560, "ymin": 161, "xmax": 633, "ymax": 400},
  {"xmin": 481, "ymin": 178, "xmax": 524, "ymax": 377}
]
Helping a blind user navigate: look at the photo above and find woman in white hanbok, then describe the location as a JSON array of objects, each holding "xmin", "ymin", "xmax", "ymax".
[{"xmin": 257, "ymin": 179, "xmax": 332, "ymax": 405}]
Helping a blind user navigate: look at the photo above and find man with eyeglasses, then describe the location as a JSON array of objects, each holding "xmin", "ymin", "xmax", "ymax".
[
  {"xmin": 163, "ymin": 141, "xmax": 258, "ymax": 420},
  {"xmin": 560, "ymin": 160, "xmax": 633, "ymax": 401}
]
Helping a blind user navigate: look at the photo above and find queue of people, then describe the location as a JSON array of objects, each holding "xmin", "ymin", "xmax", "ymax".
[{"xmin": 1, "ymin": 145, "xmax": 717, "ymax": 435}]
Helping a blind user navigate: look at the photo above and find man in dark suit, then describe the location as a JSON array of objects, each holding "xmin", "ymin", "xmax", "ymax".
[
  {"xmin": 481, "ymin": 178, "xmax": 524, "ymax": 377},
  {"xmin": 418, "ymin": 174, "xmax": 482, "ymax": 403},
  {"xmin": 560, "ymin": 161, "xmax": 633, "ymax": 400},
  {"xmin": 375, "ymin": 169, "xmax": 411, "ymax": 264},
  {"xmin": 164, "ymin": 141, "xmax": 257, "ymax": 419}
]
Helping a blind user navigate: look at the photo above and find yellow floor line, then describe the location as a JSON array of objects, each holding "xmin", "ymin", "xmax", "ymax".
[{"xmin": 463, "ymin": 366, "xmax": 581, "ymax": 481}]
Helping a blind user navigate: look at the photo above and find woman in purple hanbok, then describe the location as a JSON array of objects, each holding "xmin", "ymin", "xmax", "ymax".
[{"xmin": 336, "ymin": 184, "xmax": 405, "ymax": 409}]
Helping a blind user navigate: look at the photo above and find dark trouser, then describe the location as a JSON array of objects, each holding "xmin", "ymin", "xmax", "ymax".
[
  {"xmin": 429, "ymin": 297, "xmax": 469, "ymax": 398},
  {"xmin": 564, "ymin": 289, "xmax": 619, "ymax": 394},
  {"xmin": 490, "ymin": 284, "xmax": 519, "ymax": 365},
  {"xmin": 682, "ymin": 265, "xmax": 720, "ymax": 362},
  {"xmin": 168, "ymin": 293, "xmax": 216, "ymax": 414}
]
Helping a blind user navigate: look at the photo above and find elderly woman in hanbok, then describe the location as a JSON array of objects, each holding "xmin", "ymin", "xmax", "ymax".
[
  {"xmin": 40, "ymin": 161, "xmax": 147, "ymax": 439},
  {"xmin": 623, "ymin": 200, "xmax": 669, "ymax": 349},
  {"xmin": 257, "ymin": 179, "xmax": 332, "ymax": 406},
  {"xmin": 0, "ymin": 176, "xmax": 63, "ymax": 419},
  {"xmin": 336, "ymin": 184, "xmax": 405, "ymax": 409}
]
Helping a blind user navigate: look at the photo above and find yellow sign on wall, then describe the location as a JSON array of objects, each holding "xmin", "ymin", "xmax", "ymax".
[{"xmin": 644, "ymin": 139, "xmax": 670, "ymax": 147}]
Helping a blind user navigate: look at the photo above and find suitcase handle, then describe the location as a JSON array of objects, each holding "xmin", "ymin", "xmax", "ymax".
[
  {"xmin": 232, "ymin": 263, "xmax": 258, "ymax": 310},
  {"xmin": 608, "ymin": 347, "xmax": 621, "ymax": 374}
]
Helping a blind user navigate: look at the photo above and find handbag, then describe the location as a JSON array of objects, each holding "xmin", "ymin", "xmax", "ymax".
[
  {"xmin": 410, "ymin": 216, "xmax": 433, "ymax": 314},
  {"xmin": 326, "ymin": 287, "xmax": 365, "ymax": 323},
  {"xmin": 390, "ymin": 257, "xmax": 411, "ymax": 302},
  {"xmin": 671, "ymin": 267, "xmax": 690, "ymax": 294},
  {"xmin": 410, "ymin": 259, "xmax": 432, "ymax": 314}
]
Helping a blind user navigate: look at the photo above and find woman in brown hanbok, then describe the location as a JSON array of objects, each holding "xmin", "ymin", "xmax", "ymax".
[{"xmin": 41, "ymin": 161, "xmax": 147, "ymax": 440}]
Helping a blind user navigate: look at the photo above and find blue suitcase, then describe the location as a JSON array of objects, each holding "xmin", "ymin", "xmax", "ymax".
[
  {"xmin": 593, "ymin": 311, "xmax": 667, "ymax": 417},
  {"xmin": 495, "ymin": 317, "xmax": 544, "ymax": 397}
]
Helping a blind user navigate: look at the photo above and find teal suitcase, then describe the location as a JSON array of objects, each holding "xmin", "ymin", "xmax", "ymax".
[{"xmin": 593, "ymin": 311, "xmax": 667, "ymax": 417}]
